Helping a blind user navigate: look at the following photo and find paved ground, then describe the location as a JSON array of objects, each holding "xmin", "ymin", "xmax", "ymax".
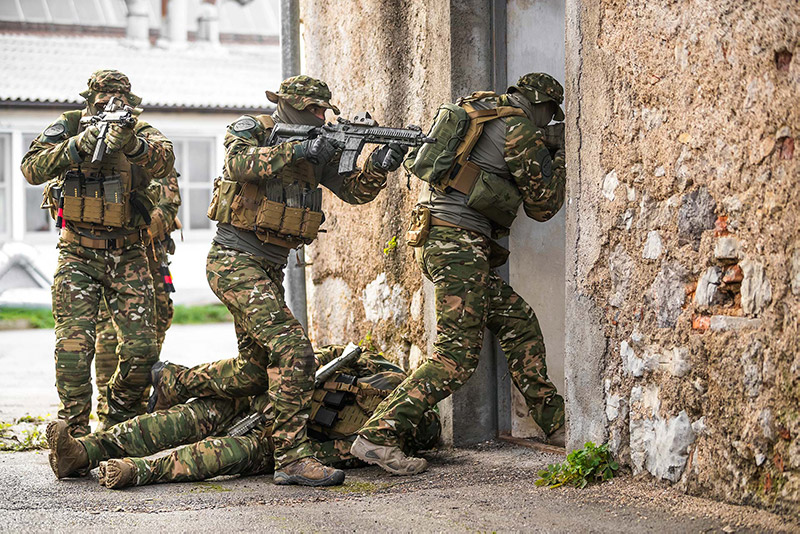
[{"xmin": 1, "ymin": 327, "xmax": 797, "ymax": 533}]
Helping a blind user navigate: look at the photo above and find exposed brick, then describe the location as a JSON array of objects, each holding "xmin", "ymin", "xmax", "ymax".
[
  {"xmin": 722, "ymin": 265, "xmax": 744, "ymax": 284},
  {"xmin": 692, "ymin": 315, "xmax": 710, "ymax": 332},
  {"xmin": 779, "ymin": 136, "xmax": 794, "ymax": 160},
  {"xmin": 714, "ymin": 216, "xmax": 729, "ymax": 237}
]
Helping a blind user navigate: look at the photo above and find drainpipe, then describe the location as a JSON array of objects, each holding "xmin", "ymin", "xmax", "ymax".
[
  {"xmin": 157, "ymin": 0, "xmax": 188, "ymax": 49},
  {"xmin": 124, "ymin": 0, "xmax": 150, "ymax": 47},
  {"xmin": 280, "ymin": 0, "xmax": 307, "ymax": 330}
]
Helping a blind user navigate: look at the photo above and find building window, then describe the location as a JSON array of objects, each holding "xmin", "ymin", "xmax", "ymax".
[
  {"xmin": 0, "ymin": 133, "xmax": 10, "ymax": 237},
  {"xmin": 22, "ymin": 132, "xmax": 55, "ymax": 234},
  {"xmin": 172, "ymin": 137, "xmax": 216, "ymax": 232}
]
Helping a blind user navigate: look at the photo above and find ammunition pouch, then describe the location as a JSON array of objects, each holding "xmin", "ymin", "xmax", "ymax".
[
  {"xmin": 308, "ymin": 374, "xmax": 393, "ymax": 441},
  {"xmin": 405, "ymin": 205, "xmax": 431, "ymax": 247}
]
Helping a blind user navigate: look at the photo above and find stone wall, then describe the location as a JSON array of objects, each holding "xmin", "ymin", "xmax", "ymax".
[
  {"xmin": 566, "ymin": 0, "xmax": 799, "ymax": 513},
  {"xmin": 299, "ymin": 1, "xmax": 450, "ymax": 368}
]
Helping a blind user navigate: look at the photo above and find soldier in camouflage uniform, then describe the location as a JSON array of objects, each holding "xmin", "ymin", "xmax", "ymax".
[
  {"xmin": 94, "ymin": 169, "xmax": 181, "ymax": 428},
  {"xmin": 21, "ymin": 70, "xmax": 175, "ymax": 437},
  {"xmin": 352, "ymin": 73, "xmax": 568, "ymax": 475},
  {"xmin": 147, "ymin": 75, "xmax": 407, "ymax": 486},
  {"xmin": 45, "ymin": 345, "xmax": 441, "ymax": 489}
]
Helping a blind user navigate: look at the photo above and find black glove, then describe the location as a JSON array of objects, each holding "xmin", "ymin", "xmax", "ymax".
[
  {"xmin": 299, "ymin": 136, "xmax": 338, "ymax": 166},
  {"xmin": 371, "ymin": 142, "xmax": 408, "ymax": 172}
]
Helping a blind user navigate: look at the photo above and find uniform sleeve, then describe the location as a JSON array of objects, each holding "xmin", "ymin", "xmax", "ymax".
[
  {"xmin": 20, "ymin": 114, "xmax": 82, "ymax": 185},
  {"xmin": 126, "ymin": 120, "xmax": 175, "ymax": 181},
  {"xmin": 223, "ymin": 116, "xmax": 301, "ymax": 183},
  {"xmin": 148, "ymin": 169, "xmax": 182, "ymax": 239},
  {"xmin": 504, "ymin": 117, "xmax": 565, "ymax": 222},
  {"xmin": 319, "ymin": 149, "xmax": 388, "ymax": 205}
]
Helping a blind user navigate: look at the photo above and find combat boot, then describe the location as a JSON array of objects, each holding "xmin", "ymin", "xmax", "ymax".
[
  {"xmin": 547, "ymin": 426, "xmax": 566, "ymax": 448},
  {"xmin": 146, "ymin": 361, "xmax": 171, "ymax": 413},
  {"xmin": 46, "ymin": 420, "xmax": 89, "ymax": 478},
  {"xmin": 100, "ymin": 459, "xmax": 136, "ymax": 489},
  {"xmin": 350, "ymin": 435, "xmax": 428, "ymax": 475},
  {"xmin": 273, "ymin": 457, "xmax": 345, "ymax": 487}
]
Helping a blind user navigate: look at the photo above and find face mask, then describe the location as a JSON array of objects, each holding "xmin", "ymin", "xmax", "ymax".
[
  {"xmin": 275, "ymin": 99, "xmax": 325, "ymax": 127},
  {"xmin": 530, "ymin": 102, "xmax": 557, "ymax": 128}
]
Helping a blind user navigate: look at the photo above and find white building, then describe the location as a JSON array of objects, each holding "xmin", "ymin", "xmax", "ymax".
[{"xmin": 0, "ymin": 0, "xmax": 281, "ymax": 305}]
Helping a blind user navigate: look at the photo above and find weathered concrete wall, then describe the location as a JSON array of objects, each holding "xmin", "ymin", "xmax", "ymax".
[{"xmin": 566, "ymin": 0, "xmax": 799, "ymax": 513}]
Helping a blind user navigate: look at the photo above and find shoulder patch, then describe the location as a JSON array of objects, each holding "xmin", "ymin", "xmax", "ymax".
[
  {"xmin": 232, "ymin": 117, "xmax": 257, "ymax": 132},
  {"xmin": 44, "ymin": 123, "xmax": 66, "ymax": 137}
]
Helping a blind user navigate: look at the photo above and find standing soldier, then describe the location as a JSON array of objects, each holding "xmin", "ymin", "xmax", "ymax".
[
  {"xmin": 94, "ymin": 169, "xmax": 181, "ymax": 430},
  {"xmin": 148, "ymin": 75, "xmax": 407, "ymax": 486},
  {"xmin": 21, "ymin": 69, "xmax": 175, "ymax": 437},
  {"xmin": 351, "ymin": 73, "xmax": 568, "ymax": 474}
]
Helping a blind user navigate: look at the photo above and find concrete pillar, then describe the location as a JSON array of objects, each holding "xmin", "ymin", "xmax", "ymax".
[
  {"xmin": 157, "ymin": 0, "xmax": 188, "ymax": 49},
  {"xmin": 124, "ymin": 0, "xmax": 150, "ymax": 46}
]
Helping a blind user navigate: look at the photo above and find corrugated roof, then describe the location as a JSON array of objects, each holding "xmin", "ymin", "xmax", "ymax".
[{"xmin": 0, "ymin": 33, "xmax": 282, "ymax": 110}]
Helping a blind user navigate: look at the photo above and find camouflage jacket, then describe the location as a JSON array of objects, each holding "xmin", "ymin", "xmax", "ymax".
[
  {"xmin": 223, "ymin": 114, "xmax": 388, "ymax": 205},
  {"xmin": 148, "ymin": 170, "xmax": 182, "ymax": 243},
  {"xmin": 20, "ymin": 109, "xmax": 175, "ymax": 187},
  {"xmin": 499, "ymin": 95, "xmax": 566, "ymax": 223}
]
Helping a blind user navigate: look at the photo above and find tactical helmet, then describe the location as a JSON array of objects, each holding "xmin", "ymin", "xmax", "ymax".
[
  {"xmin": 79, "ymin": 69, "xmax": 142, "ymax": 108},
  {"xmin": 508, "ymin": 72, "xmax": 564, "ymax": 121},
  {"xmin": 265, "ymin": 75, "xmax": 340, "ymax": 115}
]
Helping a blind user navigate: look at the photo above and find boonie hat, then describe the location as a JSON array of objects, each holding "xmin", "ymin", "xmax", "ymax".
[
  {"xmin": 265, "ymin": 75, "xmax": 340, "ymax": 115},
  {"xmin": 508, "ymin": 72, "xmax": 564, "ymax": 121}
]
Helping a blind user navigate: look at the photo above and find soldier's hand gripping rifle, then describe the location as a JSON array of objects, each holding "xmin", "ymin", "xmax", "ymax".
[
  {"xmin": 268, "ymin": 113, "xmax": 436, "ymax": 175},
  {"xmin": 226, "ymin": 342, "xmax": 364, "ymax": 437},
  {"xmin": 79, "ymin": 97, "xmax": 136, "ymax": 164}
]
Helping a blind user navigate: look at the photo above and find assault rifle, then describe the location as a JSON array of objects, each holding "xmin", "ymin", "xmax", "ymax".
[
  {"xmin": 226, "ymin": 342, "xmax": 363, "ymax": 437},
  {"xmin": 79, "ymin": 97, "xmax": 136, "ymax": 163},
  {"xmin": 268, "ymin": 113, "xmax": 435, "ymax": 175}
]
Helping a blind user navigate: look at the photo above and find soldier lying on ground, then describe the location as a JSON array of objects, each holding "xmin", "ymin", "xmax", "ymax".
[
  {"xmin": 351, "ymin": 73, "xmax": 568, "ymax": 475},
  {"xmin": 46, "ymin": 345, "xmax": 441, "ymax": 489}
]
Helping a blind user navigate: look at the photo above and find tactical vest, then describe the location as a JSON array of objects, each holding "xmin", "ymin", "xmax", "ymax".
[
  {"xmin": 42, "ymin": 116, "xmax": 156, "ymax": 235},
  {"xmin": 206, "ymin": 115, "xmax": 324, "ymax": 249},
  {"xmin": 404, "ymin": 92, "xmax": 527, "ymax": 231},
  {"xmin": 308, "ymin": 374, "xmax": 394, "ymax": 441}
]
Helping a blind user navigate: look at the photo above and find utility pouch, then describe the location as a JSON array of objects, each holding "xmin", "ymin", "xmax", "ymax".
[
  {"xmin": 466, "ymin": 170, "xmax": 522, "ymax": 229},
  {"xmin": 230, "ymin": 183, "xmax": 260, "ymax": 231},
  {"xmin": 102, "ymin": 176, "xmax": 126, "ymax": 227},
  {"xmin": 405, "ymin": 205, "xmax": 431, "ymax": 247},
  {"xmin": 207, "ymin": 177, "xmax": 221, "ymax": 220},
  {"xmin": 403, "ymin": 103, "xmax": 470, "ymax": 186},
  {"xmin": 62, "ymin": 171, "xmax": 84, "ymax": 222},
  {"xmin": 210, "ymin": 178, "xmax": 238, "ymax": 225},
  {"xmin": 280, "ymin": 206, "xmax": 304, "ymax": 235},
  {"xmin": 299, "ymin": 210, "xmax": 324, "ymax": 240},
  {"xmin": 255, "ymin": 198, "xmax": 285, "ymax": 232},
  {"xmin": 82, "ymin": 178, "xmax": 104, "ymax": 224}
]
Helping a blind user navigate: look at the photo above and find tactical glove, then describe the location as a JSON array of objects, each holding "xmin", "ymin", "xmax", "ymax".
[
  {"xmin": 106, "ymin": 123, "xmax": 140, "ymax": 155},
  {"xmin": 75, "ymin": 126, "xmax": 100, "ymax": 157},
  {"xmin": 298, "ymin": 137, "xmax": 338, "ymax": 166},
  {"xmin": 371, "ymin": 142, "xmax": 408, "ymax": 172}
]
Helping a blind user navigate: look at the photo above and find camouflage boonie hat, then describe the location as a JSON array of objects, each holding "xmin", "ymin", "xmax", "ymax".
[
  {"xmin": 79, "ymin": 69, "xmax": 142, "ymax": 107},
  {"xmin": 265, "ymin": 75, "xmax": 340, "ymax": 115},
  {"xmin": 509, "ymin": 72, "xmax": 564, "ymax": 121}
]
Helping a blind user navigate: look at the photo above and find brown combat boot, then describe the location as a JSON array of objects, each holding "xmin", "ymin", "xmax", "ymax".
[
  {"xmin": 273, "ymin": 457, "xmax": 345, "ymax": 487},
  {"xmin": 101, "ymin": 459, "xmax": 136, "ymax": 489},
  {"xmin": 46, "ymin": 420, "xmax": 89, "ymax": 478},
  {"xmin": 350, "ymin": 435, "xmax": 428, "ymax": 475},
  {"xmin": 547, "ymin": 426, "xmax": 566, "ymax": 448}
]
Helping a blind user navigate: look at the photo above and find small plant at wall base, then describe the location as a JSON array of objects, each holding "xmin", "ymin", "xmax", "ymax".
[
  {"xmin": 383, "ymin": 235, "xmax": 398, "ymax": 255},
  {"xmin": 535, "ymin": 441, "xmax": 619, "ymax": 489}
]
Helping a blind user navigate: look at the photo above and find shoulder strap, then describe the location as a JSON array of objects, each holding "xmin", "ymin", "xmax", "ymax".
[{"xmin": 454, "ymin": 101, "xmax": 523, "ymax": 167}]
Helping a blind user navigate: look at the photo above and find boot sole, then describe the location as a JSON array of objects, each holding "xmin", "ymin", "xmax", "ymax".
[
  {"xmin": 46, "ymin": 421, "xmax": 87, "ymax": 479},
  {"xmin": 350, "ymin": 437, "xmax": 427, "ymax": 476},
  {"xmin": 273, "ymin": 470, "xmax": 345, "ymax": 487}
]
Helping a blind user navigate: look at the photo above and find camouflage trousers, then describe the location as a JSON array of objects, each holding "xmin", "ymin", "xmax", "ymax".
[
  {"xmin": 158, "ymin": 243, "xmax": 315, "ymax": 469},
  {"xmin": 51, "ymin": 239, "xmax": 157, "ymax": 437},
  {"xmin": 359, "ymin": 226, "xmax": 565, "ymax": 446},
  {"xmin": 95, "ymin": 243, "xmax": 174, "ymax": 426}
]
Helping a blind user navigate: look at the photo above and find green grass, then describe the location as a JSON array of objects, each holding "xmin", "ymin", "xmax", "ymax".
[{"xmin": 0, "ymin": 304, "xmax": 232, "ymax": 329}]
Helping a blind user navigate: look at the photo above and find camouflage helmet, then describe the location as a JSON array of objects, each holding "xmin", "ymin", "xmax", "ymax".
[
  {"xmin": 508, "ymin": 72, "xmax": 564, "ymax": 121},
  {"xmin": 79, "ymin": 69, "xmax": 142, "ymax": 108},
  {"xmin": 265, "ymin": 75, "xmax": 340, "ymax": 115}
]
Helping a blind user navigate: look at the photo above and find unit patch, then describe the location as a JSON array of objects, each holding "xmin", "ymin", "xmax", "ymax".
[
  {"xmin": 43, "ymin": 123, "xmax": 66, "ymax": 137},
  {"xmin": 232, "ymin": 117, "xmax": 257, "ymax": 132}
]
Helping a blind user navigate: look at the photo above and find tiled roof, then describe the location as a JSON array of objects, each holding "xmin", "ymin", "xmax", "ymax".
[{"xmin": 0, "ymin": 33, "xmax": 282, "ymax": 111}]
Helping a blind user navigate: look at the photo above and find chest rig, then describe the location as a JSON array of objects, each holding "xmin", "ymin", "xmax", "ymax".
[{"xmin": 207, "ymin": 115, "xmax": 325, "ymax": 249}]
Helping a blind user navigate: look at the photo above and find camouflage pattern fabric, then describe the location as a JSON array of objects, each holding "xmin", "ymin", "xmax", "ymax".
[
  {"xmin": 359, "ymin": 226, "xmax": 565, "ymax": 447},
  {"xmin": 265, "ymin": 75, "xmax": 340, "ymax": 114},
  {"xmin": 78, "ymin": 68, "xmax": 142, "ymax": 108},
  {"xmin": 95, "ymin": 170, "xmax": 181, "ymax": 425},
  {"xmin": 51, "ymin": 241, "xmax": 157, "ymax": 437},
  {"xmin": 76, "ymin": 349, "xmax": 440, "ymax": 486},
  {"xmin": 508, "ymin": 72, "xmax": 564, "ymax": 121}
]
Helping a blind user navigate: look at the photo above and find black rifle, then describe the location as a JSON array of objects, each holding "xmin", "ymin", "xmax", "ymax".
[
  {"xmin": 268, "ymin": 113, "xmax": 435, "ymax": 175},
  {"xmin": 79, "ymin": 97, "xmax": 136, "ymax": 163}
]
